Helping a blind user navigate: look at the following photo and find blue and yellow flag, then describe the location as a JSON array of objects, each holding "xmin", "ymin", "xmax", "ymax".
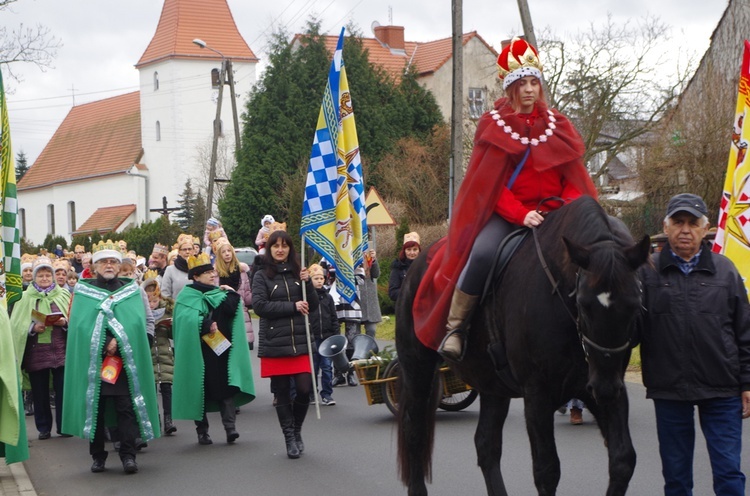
[
  {"xmin": 713, "ymin": 40, "xmax": 750, "ymax": 293},
  {"xmin": 0, "ymin": 71, "xmax": 22, "ymax": 307},
  {"xmin": 301, "ymin": 28, "xmax": 368, "ymax": 303}
]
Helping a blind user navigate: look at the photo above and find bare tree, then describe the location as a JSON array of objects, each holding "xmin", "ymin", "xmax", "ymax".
[
  {"xmin": 193, "ymin": 139, "xmax": 238, "ymax": 211},
  {"xmin": 538, "ymin": 16, "xmax": 693, "ymax": 180},
  {"xmin": 1, "ymin": 0, "xmax": 62, "ymax": 82}
]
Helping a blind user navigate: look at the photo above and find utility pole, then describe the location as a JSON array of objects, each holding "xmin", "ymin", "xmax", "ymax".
[
  {"xmin": 449, "ymin": 0, "xmax": 464, "ymax": 218},
  {"xmin": 206, "ymin": 60, "xmax": 225, "ymax": 221},
  {"xmin": 226, "ymin": 59, "xmax": 241, "ymax": 151},
  {"xmin": 516, "ymin": 0, "xmax": 539, "ymax": 49}
]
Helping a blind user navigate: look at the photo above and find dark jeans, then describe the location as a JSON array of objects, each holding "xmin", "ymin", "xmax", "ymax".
[
  {"xmin": 159, "ymin": 382, "xmax": 172, "ymax": 417},
  {"xmin": 313, "ymin": 338, "xmax": 333, "ymax": 398},
  {"xmin": 90, "ymin": 395, "xmax": 138, "ymax": 461},
  {"xmin": 457, "ymin": 214, "xmax": 517, "ymax": 295},
  {"xmin": 28, "ymin": 366, "xmax": 64, "ymax": 435},
  {"xmin": 654, "ymin": 396, "xmax": 745, "ymax": 496}
]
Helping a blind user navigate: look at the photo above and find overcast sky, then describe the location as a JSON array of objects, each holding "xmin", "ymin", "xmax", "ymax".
[{"xmin": 2, "ymin": 0, "xmax": 731, "ymax": 165}]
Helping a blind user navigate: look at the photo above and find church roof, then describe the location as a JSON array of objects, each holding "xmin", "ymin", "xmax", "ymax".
[
  {"xmin": 73, "ymin": 204, "xmax": 137, "ymax": 236},
  {"xmin": 136, "ymin": 0, "xmax": 258, "ymax": 68},
  {"xmin": 312, "ymin": 31, "xmax": 495, "ymax": 81},
  {"xmin": 18, "ymin": 92, "xmax": 142, "ymax": 191}
]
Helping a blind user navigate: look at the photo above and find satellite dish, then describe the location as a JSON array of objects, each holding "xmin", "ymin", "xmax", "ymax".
[{"xmin": 371, "ymin": 20, "xmax": 381, "ymax": 36}]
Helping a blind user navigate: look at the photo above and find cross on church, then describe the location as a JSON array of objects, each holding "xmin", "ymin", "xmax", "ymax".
[{"xmin": 150, "ymin": 196, "xmax": 181, "ymax": 218}]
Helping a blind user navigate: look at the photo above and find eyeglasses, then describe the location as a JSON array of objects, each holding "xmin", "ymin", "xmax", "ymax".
[{"xmin": 97, "ymin": 259, "xmax": 121, "ymax": 266}]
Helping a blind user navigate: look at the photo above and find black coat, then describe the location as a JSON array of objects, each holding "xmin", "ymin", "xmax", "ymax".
[
  {"xmin": 638, "ymin": 242, "xmax": 750, "ymax": 401},
  {"xmin": 252, "ymin": 259, "xmax": 319, "ymax": 358},
  {"xmin": 388, "ymin": 258, "xmax": 413, "ymax": 302},
  {"xmin": 309, "ymin": 286, "xmax": 339, "ymax": 341}
]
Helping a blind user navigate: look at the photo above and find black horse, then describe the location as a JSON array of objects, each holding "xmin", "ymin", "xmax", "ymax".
[{"xmin": 395, "ymin": 196, "xmax": 651, "ymax": 496}]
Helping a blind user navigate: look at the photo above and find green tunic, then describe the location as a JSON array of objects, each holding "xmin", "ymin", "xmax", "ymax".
[
  {"xmin": 62, "ymin": 280, "xmax": 160, "ymax": 441},
  {"xmin": 172, "ymin": 286, "xmax": 255, "ymax": 420},
  {"xmin": 0, "ymin": 308, "xmax": 29, "ymax": 464},
  {"xmin": 10, "ymin": 284, "xmax": 70, "ymax": 355}
]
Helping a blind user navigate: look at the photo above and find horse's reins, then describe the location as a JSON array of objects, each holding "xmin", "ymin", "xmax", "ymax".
[{"xmin": 530, "ymin": 198, "xmax": 632, "ymax": 359}]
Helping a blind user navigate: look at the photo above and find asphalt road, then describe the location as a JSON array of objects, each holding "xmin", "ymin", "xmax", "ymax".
[{"xmin": 20, "ymin": 341, "xmax": 750, "ymax": 496}]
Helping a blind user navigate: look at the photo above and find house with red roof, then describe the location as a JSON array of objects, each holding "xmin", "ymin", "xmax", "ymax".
[
  {"xmin": 304, "ymin": 25, "xmax": 501, "ymax": 122},
  {"xmin": 17, "ymin": 0, "xmax": 258, "ymax": 244}
]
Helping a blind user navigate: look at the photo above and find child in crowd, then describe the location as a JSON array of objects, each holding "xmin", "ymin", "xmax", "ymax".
[
  {"xmin": 255, "ymin": 215, "xmax": 275, "ymax": 254},
  {"xmin": 308, "ymin": 264, "xmax": 338, "ymax": 406},
  {"xmin": 66, "ymin": 270, "xmax": 79, "ymax": 291},
  {"xmin": 142, "ymin": 271, "xmax": 177, "ymax": 436},
  {"xmin": 118, "ymin": 258, "xmax": 136, "ymax": 279}
]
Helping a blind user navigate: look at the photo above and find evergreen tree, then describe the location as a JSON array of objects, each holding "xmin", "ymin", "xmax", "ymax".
[
  {"xmin": 175, "ymin": 179, "xmax": 195, "ymax": 232},
  {"xmin": 190, "ymin": 193, "xmax": 207, "ymax": 236},
  {"xmin": 220, "ymin": 19, "xmax": 444, "ymax": 245},
  {"xmin": 15, "ymin": 150, "xmax": 29, "ymax": 181}
]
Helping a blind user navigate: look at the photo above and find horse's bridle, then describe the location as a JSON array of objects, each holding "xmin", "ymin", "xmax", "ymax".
[{"xmin": 531, "ymin": 225, "xmax": 634, "ymax": 360}]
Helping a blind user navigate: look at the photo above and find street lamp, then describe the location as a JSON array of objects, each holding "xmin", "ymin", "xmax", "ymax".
[{"xmin": 192, "ymin": 38, "xmax": 241, "ymax": 220}]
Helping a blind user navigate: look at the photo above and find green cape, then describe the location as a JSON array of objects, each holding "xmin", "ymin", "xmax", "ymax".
[
  {"xmin": 172, "ymin": 286, "xmax": 255, "ymax": 420},
  {"xmin": 10, "ymin": 284, "xmax": 70, "ymax": 354},
  {"xmin": 62, "ymin": 280, "xmax": 160, "ymax": 441},
  {"xmin": 0, "ymin": 308, "xmax": 29, "ymax": 464}
]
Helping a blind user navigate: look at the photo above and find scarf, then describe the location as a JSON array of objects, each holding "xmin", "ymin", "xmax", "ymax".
[{"xmin": 174, "ymin": 256, "xmax": 189, "ymax": 273}]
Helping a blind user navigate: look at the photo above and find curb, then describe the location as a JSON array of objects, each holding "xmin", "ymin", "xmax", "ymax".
[{"xmin": 0, "ymin": 460, "xmax": 37, "ymax": 496}]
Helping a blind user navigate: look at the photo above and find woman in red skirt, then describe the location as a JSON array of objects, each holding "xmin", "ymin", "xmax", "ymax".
[{"xmin": 251, "ymin": 230, "xmax": 318, "ymax": 459}]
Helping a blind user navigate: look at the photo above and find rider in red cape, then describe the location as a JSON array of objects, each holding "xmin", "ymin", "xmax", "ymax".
[{"xmin": 413, "ymin": 38, "xmax": 598, "ymax": 356}]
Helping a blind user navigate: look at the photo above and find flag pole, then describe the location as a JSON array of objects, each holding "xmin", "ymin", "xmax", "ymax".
[{"xmin": 300, "ymin": 234, "xmax": 321, "ymax": 419}]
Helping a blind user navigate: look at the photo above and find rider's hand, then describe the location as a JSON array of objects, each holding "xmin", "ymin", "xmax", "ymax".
[{"xmin": 523, "ymin": 210, "xmax": 545, "ymax": 228}]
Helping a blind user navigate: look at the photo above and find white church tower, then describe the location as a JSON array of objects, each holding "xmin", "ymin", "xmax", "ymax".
[{"xmin": 135, "ymin": 0, "xmax": 258, "ymax": 222}]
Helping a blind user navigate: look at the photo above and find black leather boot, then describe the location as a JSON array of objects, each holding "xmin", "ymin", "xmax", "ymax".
[
  {"xmin": 292, "ymin": 400, "xmax": 309, "ymax": 454},
  {"xmin": 275, "ymin": 403, "xmax": 299, "ymax": 459},
  {"xmin": 162, "ymin": 384, "xmax": 176, "ymax": 435}
]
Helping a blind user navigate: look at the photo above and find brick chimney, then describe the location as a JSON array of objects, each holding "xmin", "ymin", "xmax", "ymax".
[{"xmin": 374, "ymin": 25, "xmax": 405, "ymax": 50}]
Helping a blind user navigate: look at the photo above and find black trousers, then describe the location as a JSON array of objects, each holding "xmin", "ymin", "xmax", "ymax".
[
  {"xmin": 89, "ymin": 395, "xmax": 138, "ymax": 460},
  {"xmin": 28, "ymin": 366, "xmax": 64, "ymax": 435}
]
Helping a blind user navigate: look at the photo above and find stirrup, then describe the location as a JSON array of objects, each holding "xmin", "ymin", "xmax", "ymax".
[{"xmin": 438, "ymin": 329, "xmax": 467, "ymax": 362}]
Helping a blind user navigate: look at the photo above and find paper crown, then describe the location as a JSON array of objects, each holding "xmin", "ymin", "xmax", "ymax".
[
  {"xmin": 92, "ymin": 240, "xmax": 123, "ymax": 262},
  {"xmin": 192, "ymin": 236, "xmax": 200, "ymax": 245},
  {"xmin": 177, "ymin": 233, "xmax": 194, "ymax": 247},
  {"xmin": 187, "ymin": 253, "xmax": 212, "ymax": 271},
  {"xmin": 142, "ymin": 269, "xmax": 160, "ymax": 281},
  {"xmin": 53, "ymin": 259, "xmax": 68, "ymax": 272},
  {"xmin": 308, "ymin": 263, "xmax": 324, "ymax": 277},
  {"xmin": 403, "ymin": 231, "xmax": 420, "ymax": 245},
  {"xmin": 497, "ymin": 37, "xmax": 543, "ymax": 90},
  {"xmin": 212, "ymin": 236, "xmax": 232, "ymax": 253},
  {"xmin": 152, "ymin": 243, "xmax": 169, "ymax": 255},
  {"xmin": 32, "ymin": 256, "xmax": 54, "ymax": 277}
]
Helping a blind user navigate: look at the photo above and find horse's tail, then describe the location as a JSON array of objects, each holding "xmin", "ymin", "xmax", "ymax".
[{"xmin": 395, "ymin": 250, "xmax": 441, "ymax": 493}]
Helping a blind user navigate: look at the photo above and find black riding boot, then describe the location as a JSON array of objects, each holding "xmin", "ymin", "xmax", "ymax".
[
  {"xmin": 292, "ymin": 399, "xmax": 309, "ymax": 453},
  {"xmin": 275, "ymin": 403, "xmax": 299, "ymax": 459},
  {"xmin": 220, "ymin": 397, "xmax": 239, "ymax": 443}
]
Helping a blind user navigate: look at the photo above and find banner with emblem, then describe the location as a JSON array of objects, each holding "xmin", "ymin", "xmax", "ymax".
[
  {"xmin": 0, "ymin": 71, "xmax": 22, "ymax": 307},
  {"xmin": 300, "ymin": 27, "xmax": 368, "ymax": 304},
  {"xmin": 713, "ymin": 40, "xmax": 750, "ymax": 293}
]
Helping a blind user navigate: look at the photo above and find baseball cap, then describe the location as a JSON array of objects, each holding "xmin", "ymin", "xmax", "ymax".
[{"xmin": 666, "ymin": 193, "xmax": 708, "ymax": 219}]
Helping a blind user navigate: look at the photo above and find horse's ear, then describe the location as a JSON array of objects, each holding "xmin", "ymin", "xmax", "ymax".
[
  {"xmin": 625, "ymin": 235, "xmax": 651, "ymax": 270},
  {"xmin": 563, "ymin": 236, "xmax": 590, "ymax": 269}
]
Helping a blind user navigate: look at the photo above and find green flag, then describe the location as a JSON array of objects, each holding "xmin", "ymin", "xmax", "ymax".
[{"xmin": 0, "ymin": 71, "xmax": 22, "ymax": 307}]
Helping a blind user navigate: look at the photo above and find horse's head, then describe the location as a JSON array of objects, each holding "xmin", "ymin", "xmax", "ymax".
[{"xmin": 563, "ymin": 234, "xmax": 650, "ymax": 404}]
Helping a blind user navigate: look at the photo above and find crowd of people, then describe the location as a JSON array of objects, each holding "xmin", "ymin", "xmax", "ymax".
[{"xmin": 1, "ymin": 36, "xmax": 748, "ymax": 494}]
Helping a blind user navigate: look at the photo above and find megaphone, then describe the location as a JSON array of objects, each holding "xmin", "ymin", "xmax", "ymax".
[
  {"xmin": 350, "ymin": 334, "xmax": 379, "ymax": 360},
  {"xmin": 319, "ymin": 335, "xmax": 350, "ymax": 373}
]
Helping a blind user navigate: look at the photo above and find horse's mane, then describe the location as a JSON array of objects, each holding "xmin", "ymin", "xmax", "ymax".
[{"xmin": 541, "ymin": 196, "xmax": 636, "ymax": 293}]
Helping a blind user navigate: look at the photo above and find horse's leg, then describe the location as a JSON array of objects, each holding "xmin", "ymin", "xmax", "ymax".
[
  {"xmin": 523, "ymin": 393, "xmax": 561, "ymax": 495},
  {"xmin": 586, "ymin": 392, "xmax": 636, "ymax": 496},
  {"xmin": 475, "ymin": 393, "xmax": 511, "ymax": 496},
  {"xmin": 397, "ymin": 346, "xmax": 441, "ymax": 496}
]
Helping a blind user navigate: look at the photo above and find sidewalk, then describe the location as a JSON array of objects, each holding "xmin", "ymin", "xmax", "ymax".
[{"xmin": 0, "ymin": 460, "xmax": 36, "ymax": 496}]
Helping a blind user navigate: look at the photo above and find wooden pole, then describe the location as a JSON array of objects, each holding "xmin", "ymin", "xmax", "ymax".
[{"xmin": 206, "ymin": 60, "xmax": 225, "ymax": 221}]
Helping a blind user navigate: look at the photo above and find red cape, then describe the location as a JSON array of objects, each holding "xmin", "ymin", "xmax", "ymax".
[{"xmin": 413, "ymin": 98, "xmax": 598, "ymax": 350}]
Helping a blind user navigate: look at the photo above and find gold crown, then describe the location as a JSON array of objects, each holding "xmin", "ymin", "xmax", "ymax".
[
  {"xmin": 92, "ymin": 239, "xmax": 118, "ymax": 253},
  {"xmin": 177, "ymin": 233, "xmax": 194, "ymax": 247},
  {"xmin": 497, "ymin": 37, "xmax": 543, "ymax": 88},
  {"xmin": 187, "ymin": 253, "xmax": 211, "ymax": 270},
  {"xmin": 143, "ymin": 269, "xmax": 159, "ymax": 281}
]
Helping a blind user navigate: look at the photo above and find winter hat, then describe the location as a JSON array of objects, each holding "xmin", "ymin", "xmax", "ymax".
[
  {"xmin": 206, "ymin": 217, "xmax": 221, "ymax": 228},
  {"xmin": 497, "ymin": 37, "xmax": 543, "ymax": 90},
  {"xmin": 261, "ymin": 215, "xmax": 275, "ymax": 227},
  {"xmin": 32, "ymin": 256, "xmax": 54, "ymax": 278}
]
